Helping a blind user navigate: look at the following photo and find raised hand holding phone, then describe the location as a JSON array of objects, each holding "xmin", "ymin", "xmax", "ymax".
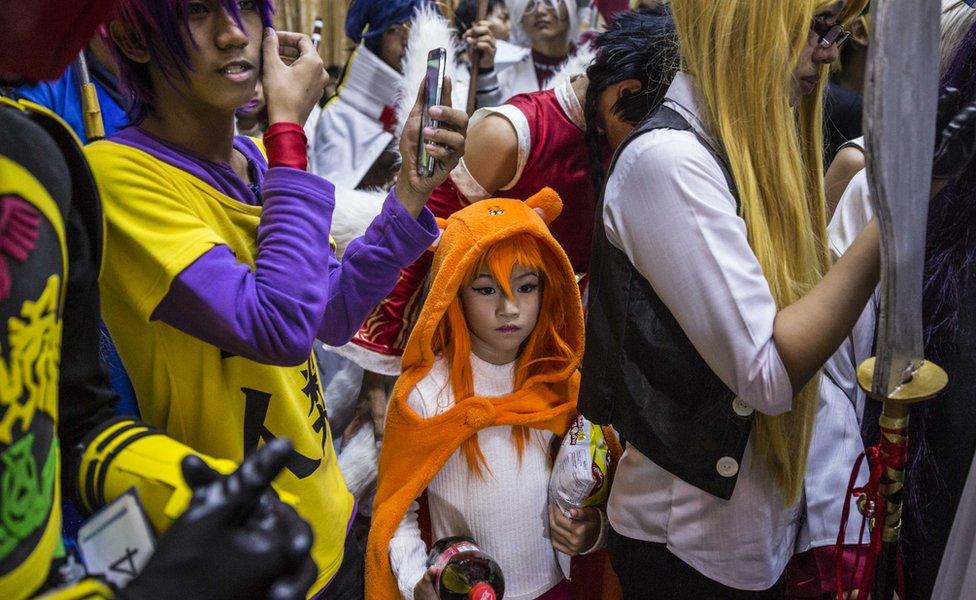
[
  {"xmin": 418, "ymin": 48, "xmax": 448, "ymax": 177},
  {"xmin": 396, "ymin": 48, "xmax": 469, "ymax": 217}
]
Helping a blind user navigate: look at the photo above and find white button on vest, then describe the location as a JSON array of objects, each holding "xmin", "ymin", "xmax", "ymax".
[
  {"xmin": 716, "ymin": 456, "xmax": 739, "ymax": 478},
  {"xmin": 732, "ymin": 397, "xmax": 754, "ymax": 417}
]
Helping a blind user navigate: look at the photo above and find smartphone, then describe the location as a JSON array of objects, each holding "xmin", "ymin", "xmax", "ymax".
[{"xmin": 418, "ymin": 48, "xmax": 448, "ymax": 178}]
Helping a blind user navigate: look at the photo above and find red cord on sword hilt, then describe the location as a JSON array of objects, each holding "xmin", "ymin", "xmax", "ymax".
[{"xmin": 833, "ymin": 357, "xmax": 946, "ymax": 600}]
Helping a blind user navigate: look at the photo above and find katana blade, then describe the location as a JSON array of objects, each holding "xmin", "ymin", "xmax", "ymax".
[
  {"xmin": 864, "ymin": 0, "xmax": 941, "ymax": 397},
  {"xmin": 74, "ymin": 51, "xmax": 92, "ymax": 87}
]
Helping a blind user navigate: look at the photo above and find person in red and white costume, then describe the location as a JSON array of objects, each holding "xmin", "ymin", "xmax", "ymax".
[{"xmin": 501, "ymin": 0, "xmax": 586, "ymax": 99}]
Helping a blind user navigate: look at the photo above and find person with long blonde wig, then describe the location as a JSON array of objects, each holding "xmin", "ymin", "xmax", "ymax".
[
  {"xmin": 365, "ymin": 190, "xmax": 609, "ymax": 600},
  {"xmin": 579, "ymin": 0, "xmax": 879, "ymax": 596}
]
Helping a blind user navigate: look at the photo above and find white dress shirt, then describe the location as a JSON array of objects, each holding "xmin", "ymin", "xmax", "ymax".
[
  {"xmin": 790, "ymin": 168, "xmax": 876, "ymax": 554},
  {"xmin": 603, "ymin": 72, "xmax": 803, "ymax": 590},
  {"xmin": 823, "ymin": 166, "xmax": 877, "ymax": 420}
]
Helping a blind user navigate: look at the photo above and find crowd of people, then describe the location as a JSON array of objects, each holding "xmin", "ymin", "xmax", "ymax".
[{"xmin": 1, "ymin": 0, "xmax": 976, "ymax": 599}]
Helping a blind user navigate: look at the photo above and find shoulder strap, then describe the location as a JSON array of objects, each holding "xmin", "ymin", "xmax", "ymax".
[{"xmin": 12, "ymin": 97, "xmax": 104, "ymax": 272}]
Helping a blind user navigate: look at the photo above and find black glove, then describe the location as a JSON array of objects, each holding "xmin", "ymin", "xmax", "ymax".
[
  {"xmin": 119, "ymin": 438, "xmax": 317, "ymax": 600},
  {"xmin": 933, "ymin": 87, "xmax": 976, "ymax": 180},
  {"xmin": 935, "ymin": 88, "xmax": 962, "ymax": 136}
]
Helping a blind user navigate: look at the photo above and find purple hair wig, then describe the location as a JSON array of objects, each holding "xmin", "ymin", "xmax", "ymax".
[
  {"xmin": 109, "ymin": 0, "xmax": 275, "ymax": 123},
  {"xmin": 899, "ymin": 18, "xmax": 976, "ymax": 553},
  {"xmin": 923, "ymin": 21, "xmax": 976, "ymax": 352}
]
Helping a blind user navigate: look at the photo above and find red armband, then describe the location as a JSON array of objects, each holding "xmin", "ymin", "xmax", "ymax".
[{"xmin": 264, "ymin": 122, "xmax": 308, "ymax": 171}]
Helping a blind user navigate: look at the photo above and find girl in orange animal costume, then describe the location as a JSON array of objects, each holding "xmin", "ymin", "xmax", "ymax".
[{"xmin": 366, "ymin": 189, "xmax": 607, "ymax": 599}]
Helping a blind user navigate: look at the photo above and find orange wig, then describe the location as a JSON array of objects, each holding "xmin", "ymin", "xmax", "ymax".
[{"xmin": 430, "ymin": 233, "xmax": 577, "ymax": 475}]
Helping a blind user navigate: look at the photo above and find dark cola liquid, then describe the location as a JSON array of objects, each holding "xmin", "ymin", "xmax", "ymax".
[{"xmin": 426, "ymin": 536, "xmax": 505, "ymax": 600}]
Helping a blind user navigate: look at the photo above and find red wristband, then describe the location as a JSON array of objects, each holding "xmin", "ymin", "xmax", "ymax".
[{"xmin": 264, "ymin": 122, "xmax": 308, "ymax": 171}]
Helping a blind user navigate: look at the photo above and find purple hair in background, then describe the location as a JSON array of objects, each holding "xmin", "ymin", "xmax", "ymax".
[
  {"xmin": 108, "ymin": 0, "xmax": 275, "ymax": 124},
  {"xmin": 922, "ymin": 19, "xmax": 976, "ymax": 356},
  {"xmin": 903, "ymin": 17, "xmax": 976, "ymax": 551}
]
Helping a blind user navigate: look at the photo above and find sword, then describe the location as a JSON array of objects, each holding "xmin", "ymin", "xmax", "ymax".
[
  {"xmin": 857, "ymin": 1, "xmax": 947, "ymax": 598},
  {"xmin": 74, "ymin": 51, "xmax": 105, "ymax": 142},
  {"xmin": 465, "ymin": 0, "xmax": 490, "ymax": 115}
]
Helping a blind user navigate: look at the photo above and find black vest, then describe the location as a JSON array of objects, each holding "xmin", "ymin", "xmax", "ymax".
[{"xmin": 579, "ymin": 106, "xmax": 751, "ymax": 500}]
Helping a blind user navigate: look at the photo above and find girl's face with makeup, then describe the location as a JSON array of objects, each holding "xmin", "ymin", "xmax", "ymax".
[{"xmin": 460, "ymin": 264, "xmax": 542, "ymax": 365}]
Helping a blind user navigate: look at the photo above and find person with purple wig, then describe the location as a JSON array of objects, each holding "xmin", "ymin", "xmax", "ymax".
[
  {"xmin": 84, "ymin": 0, "xmax": 469, "ymax": 598},
  {"xmin": 898, "ymin": 18, "xmax": 976, "ymax": 598},
  {"xmin": 826, "ymin": 9, "xmax": 976, "ymax": 598}
]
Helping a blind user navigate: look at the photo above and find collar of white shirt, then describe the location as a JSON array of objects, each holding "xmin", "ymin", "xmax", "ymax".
[
  {"xmin": 554, "ymin": 77, "xmax": 585, "ymax": 131},
  {"xmin": 663, "ymin": 72, "xmax": 727, "ymax": 162}
]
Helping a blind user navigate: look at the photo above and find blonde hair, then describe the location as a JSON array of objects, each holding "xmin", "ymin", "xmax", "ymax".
[{"xmin": 669, "ymin": 0, "xmax": 868, "ymax": 503}]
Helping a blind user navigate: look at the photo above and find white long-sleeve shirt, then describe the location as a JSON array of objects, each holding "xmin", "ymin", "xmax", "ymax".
[
  {"xmin": 823, "ymin": 166, "xmax": 877, "ymax": 418},
  {"xmin": 792, "ymin": 167, "xmax": 875, "ymax": 553},
  {"xmin": 603, "ymin": 72, "xmax": 802, "ymax": 590},
  {"xmin": 388, "ymin": 354, "xmax": 563, "ymax": 600}
]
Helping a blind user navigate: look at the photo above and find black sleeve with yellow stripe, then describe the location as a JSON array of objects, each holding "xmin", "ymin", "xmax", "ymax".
[
  {"xmin": 10, "ymin": 101, "xmax": 239, "ymax": 535},
  {"xmin": 76, "ymin": 417, "xmax": 238, "ymax": 534}
]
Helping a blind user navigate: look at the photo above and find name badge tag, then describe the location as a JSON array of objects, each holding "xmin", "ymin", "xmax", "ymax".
[{"xmin": 77, "ymin": 488, "xmax": 156, "ymax": 588}]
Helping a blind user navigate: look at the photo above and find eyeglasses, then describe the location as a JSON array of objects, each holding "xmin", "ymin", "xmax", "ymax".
[
  {"xmin": 524, "ymin": 0, "xmax": 562, "ymax": 15},
  {"xmin": 811, "ymin": 18, "xmax": 852, "ymax": 49}
]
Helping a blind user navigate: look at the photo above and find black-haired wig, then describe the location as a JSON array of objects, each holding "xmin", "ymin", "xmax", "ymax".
[{"xmin": 582, "ymin": 9, "xmax": 678, "ymax": 195}]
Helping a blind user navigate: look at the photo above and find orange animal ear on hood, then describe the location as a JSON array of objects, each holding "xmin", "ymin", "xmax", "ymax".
[{"xmin": 524, "ymin": 187, "xmax": 563, "ymax": 225}]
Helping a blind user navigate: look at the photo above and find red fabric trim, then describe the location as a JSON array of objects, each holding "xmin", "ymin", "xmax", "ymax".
[
  {"xmin": 788, "ymin": 545, "xmax": 869, "ymax": 597},
  {"xmin": 535, "ymin": 579, "xmax": 571, "ymax": 600},
  {"xmin": 571, "ymin": 549, "xmax": 622, "ymax": 600},
  {"xmin": 264, "ymin": 122, "xmax": 308, "ymax": 171},
  {"xmin": 380, "ymin": 105, "xmax": 398, "ymax": 135}
]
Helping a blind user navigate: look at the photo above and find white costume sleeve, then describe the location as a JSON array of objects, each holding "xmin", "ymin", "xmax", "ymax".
[
  {"xmin": 797, "ymin": 168, "xmax": 877, "ymax": 552},
  {"xmin": 932, "ymin": 444, "xmax": 976, "ymax": 600},
  {"xmin": 387, "ymin": 386, "xmax": 437, "ymax": 600},
  {"xmin": 389, "ymin": 498, "xmax": 428, "ymax": 600}
]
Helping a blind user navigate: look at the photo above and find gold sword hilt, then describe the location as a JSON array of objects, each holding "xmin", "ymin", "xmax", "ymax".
[
  {"xmin": 857, "ymin": 357, "xmax": 947, "ymax": 542},
  {"xmin": 75, "ymin": 53, "xmax": 105, "ymax": 141},
  {"xmin": 80, "ymin": 82, "xmax": 105, "ymax": 141}
]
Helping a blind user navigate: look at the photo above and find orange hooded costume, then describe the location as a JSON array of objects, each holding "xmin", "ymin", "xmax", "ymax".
[{"xmin": 365, "ymin": 188, "xmax": 587, "ymax": 599}]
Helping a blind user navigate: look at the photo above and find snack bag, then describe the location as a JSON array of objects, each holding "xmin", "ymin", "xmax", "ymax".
[{"xmin": 548, "ymin": 414, "xmax": 610, "ymax": 577}]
